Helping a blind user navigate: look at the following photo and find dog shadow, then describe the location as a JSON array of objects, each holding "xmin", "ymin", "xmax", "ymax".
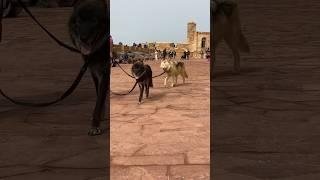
[
  {"xmin": 173, "ymin": 82, "xmax": 192, "ymax": 87},
  {"xmin": 141, "ymin": 91, "xmax": 166, "ymax": 103}
]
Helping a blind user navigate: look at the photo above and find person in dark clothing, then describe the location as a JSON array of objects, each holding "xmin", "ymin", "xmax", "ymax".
[
  {"xmin": 183, "ymin": 51, "xmax": 187, "ymax": 60},
  {"xmin": 163, "ymin": 48, "xmax": 167, "ymax": 60},
  {"xmin": 186, "ymin": 50, "xmax": 190, "ymax": 60}
]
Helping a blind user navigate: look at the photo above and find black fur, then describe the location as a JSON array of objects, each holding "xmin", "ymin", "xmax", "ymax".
[
  {"xmin": 131, "ymin": 61, "xmax": 153, "ymax": 103},
  {"xmin": 69, "ymin": 0, "xmax": 109, "ymax": 136}
]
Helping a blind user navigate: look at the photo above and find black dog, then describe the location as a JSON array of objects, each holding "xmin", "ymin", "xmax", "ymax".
[
  {"xmin": 131, "ymin": 61, "xmax": 153, "ymax": 104},
  {"xmin": 69, "ymin": 0, "xmax": 109, "ymax": 136}
]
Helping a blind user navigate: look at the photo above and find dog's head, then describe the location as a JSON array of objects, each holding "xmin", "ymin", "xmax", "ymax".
[
  {"xmin": 160, "ymin": 59, "xmax": 172, "ymax": 72},
  {"xmin": 69, "ymin": 0, "xmax": 107, "ymax": 55},
  {"xmin": 131, "ymin": 61, "xmax": 145, "ymax": 79}
]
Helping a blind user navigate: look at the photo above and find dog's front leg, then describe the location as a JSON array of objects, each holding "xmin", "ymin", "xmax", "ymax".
[
  {"xmin": 138, "ymin": 83, "xmax": 144, "ymax": 104},
  {"xmin": 88, "ymin": 58, "xmax": 109, "ymax": 136},
  {"xmin": 145, "ymin": 83, "xmax": 150, "ymax": 98},
  {"xmin": 164, "ymin": 76, "xmax": 168, "ymax": 87}
]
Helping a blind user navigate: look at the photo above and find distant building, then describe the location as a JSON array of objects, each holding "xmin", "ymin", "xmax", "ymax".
[
  {"xmin": 112, "ymin": 22, "xmax": 210, "ymax": 59},
  {"xmin": 154, "ymin": 22, "xmax": 210, "ymax": 59}
]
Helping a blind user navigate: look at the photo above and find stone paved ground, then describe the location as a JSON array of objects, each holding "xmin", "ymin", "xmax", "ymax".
[
  {"xmin": 213, "ymin": 0, "xmax": 320, "ymax": 179},
  {"xmin": 0, "ymin": 8, "xmax": 108, "ymax": 180},
  {"xmin": 110, "ymin": 60, "xmax": 210, "ymax": 179},
  {"xmin": 0, "ymin": 8, "xmax": 210, "ymax": 179}
]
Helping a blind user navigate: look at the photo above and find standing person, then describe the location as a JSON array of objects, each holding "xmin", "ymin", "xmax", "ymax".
[
  {"xmin": 163, "ymin": 48, "xmax": 167, "ymax": 60},
  {"xmin": 206, "ymin": 48, "xmax": 211, "ymax": 62},
  {"xmin": 173, "ymin": 50, "xmax": 176, "ymax": 59},
  {"xmin": 186, "ymin": 50, "xmax": 190, "ymax": 60},
  {"xmin": 183, "ymin": 51, "xmax": 187, "ymax": 60},
  {"xmin": 109, "ymin": 35, "xmax": 116, "ymax": 67},
  {"xmin": 155, "ymin": 50, "xmax": 158, "ymax": 61}
]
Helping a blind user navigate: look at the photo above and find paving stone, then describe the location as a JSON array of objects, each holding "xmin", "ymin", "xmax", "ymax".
[
  {"xmin": 111, "ymin": 166, "xmax": 168, "ymax": 180},
  {"xmin": 169, "ymin": 165, "xmax": 210, "ymax": 180},
  {"xmin": 112, "ymin": 155, "xmax": 185, "ymax": 166}
]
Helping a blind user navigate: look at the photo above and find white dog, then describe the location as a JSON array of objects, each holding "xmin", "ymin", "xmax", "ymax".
[{"xmin": 160, "ymin": 59, "xmax": 188, "ymax": 87}]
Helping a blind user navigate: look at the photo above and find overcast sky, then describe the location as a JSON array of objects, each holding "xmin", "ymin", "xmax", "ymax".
[{"xmin": 110, "ymin": 0, "xmax": 210, "ymax": 45}]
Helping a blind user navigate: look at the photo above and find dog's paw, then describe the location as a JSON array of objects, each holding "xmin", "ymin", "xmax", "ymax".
[{"xmin": 88, "ymin": 127, "xmax": 102, "ymax": 136}]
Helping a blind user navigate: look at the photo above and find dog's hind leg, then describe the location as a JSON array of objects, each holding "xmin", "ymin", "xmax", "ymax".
[{"xmin": 171, "ymin": 76, "xmax": 176, "ymax": 87}]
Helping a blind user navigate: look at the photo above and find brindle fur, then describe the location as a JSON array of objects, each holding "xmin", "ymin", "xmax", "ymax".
[{"xmin": 69, "ymin": 0, "xmax": 109, "ymax": 136}]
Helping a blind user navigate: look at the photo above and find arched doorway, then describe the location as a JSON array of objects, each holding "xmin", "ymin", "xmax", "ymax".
[{"xmin": 201, "ymin": 37, "xmax": 206, "ymax": 48}]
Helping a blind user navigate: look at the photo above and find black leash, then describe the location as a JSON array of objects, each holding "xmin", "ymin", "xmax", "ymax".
[
  {"xmin": 110, "ymin": 81, "xmax": 138, "ymax": 96},
  {"xmin": 110, "ymin": 61, "xmax": 166, "ymax": 96},
  {"xmin": 16, "ymin": 0, "xmax": 81, "ymax": 54},
  {"xmin": 152, "ymin": 71, "xmax": 166, "ymax": 78},
  {"xmin": 0, "ymin": 59, "xmax": 89, "ymax": 107},
  {"xmin": 114, "ymin": 61, "xmax": 166, "ymax": 79},
  {"xmin": 113, "ymin": 61, "xmax": 135, "ymax": 78},
  {"xmin": 0, "ymin": 1, "xmax": 96, "ymax": 107}
]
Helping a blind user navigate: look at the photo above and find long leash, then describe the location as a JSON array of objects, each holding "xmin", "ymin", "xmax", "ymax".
[
  {"xmin": 114, "ymin": 61, "xmax": 166, "ymax": 79},
  {"xmin": 15, "ymin": 0, "xmax": 81, "ymax": 53},
  {"xmin": 110, "ymin": 61, "xmax": 166, "ymax": 96},
  {"xmin": 110, "ymin": 81, "xmax": 138, "ymax": 96},
  {"xmin": 0, "ymin": 59, "xmax": 89, "ymax": 107},
  {"xmin": 0, "ymin": 1, "xmax": 91, "ymax": 107}
]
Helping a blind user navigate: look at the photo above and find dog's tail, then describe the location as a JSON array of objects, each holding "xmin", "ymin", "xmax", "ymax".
[
  {"xmin": 149, "ymin": 78, "xmax": 153, "ymax": 88},
  {"xmin": 238, "ymin": 32, "xmax": 250, "ymax": 53},
  {"xmin": 184, "ymin": 70, "xmax": 188, "ymax": 78},
  {"xmin": 179, "ymin": 62, "xmax": 188, "ymax": 78},
  {"xmin": 150, "ymin": 70, "xmax": 153, "ymax": 88}
]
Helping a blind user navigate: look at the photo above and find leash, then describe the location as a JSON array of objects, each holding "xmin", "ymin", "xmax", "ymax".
[
  {"xmin": 114, "ymin": 61, "xmax": 166, "ymax": 79},
  {"xmin": 0, "ymin": 2, "xmax": 90, "ymax": 107},
  {"xmin": 0, "ymin": 59, "xmax": 89, "ymax": 107},
  {"xmin": 110, "ymin": 61, "xmax": 166, "ymax": 96},
  {"xmin": 110, "ymin": 81, "xmax": 138, "ymax": 96},
  {"xmin": 15, "ymin": 0, "xmax": 81, "ymax": 53},
  {"xmin": 110, "ymin": 63, "xmax": 145, "ymax": 96}
]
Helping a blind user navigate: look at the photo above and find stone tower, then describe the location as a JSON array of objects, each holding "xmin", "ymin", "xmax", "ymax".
[{"xmin": 187, "ymin": 22, "xmax": 197, "ymax": 52}]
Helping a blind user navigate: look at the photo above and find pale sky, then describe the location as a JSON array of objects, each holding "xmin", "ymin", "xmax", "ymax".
[{"xmin": 110, "ymin": 0, "xmax": 210, "ymax": 45}]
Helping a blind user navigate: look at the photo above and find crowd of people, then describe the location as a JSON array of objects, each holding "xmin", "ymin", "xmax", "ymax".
[{"xmin": 110, "ymin": 36, "xmax": 211, "ymax": 65}]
